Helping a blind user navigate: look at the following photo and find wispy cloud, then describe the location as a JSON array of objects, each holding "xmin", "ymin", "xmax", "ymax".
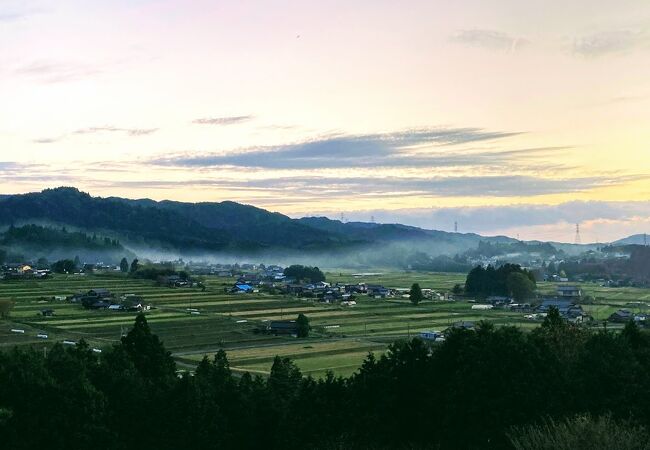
[
  {"xmin": 0, "ymin": 11, "xmax": 27, "ymax": 22},
  {"xmin": 85, "ymin": 170, "xmax": 643, "ymax": 203},
  {"xmin": 152, "ymin": 128, "xmax": 525, "ymax": 170},
  {"xmin": 33, "ymin": 137, "xmax": 62, "ymax": 144},
  {"xmin": 192, "ymin": 115, "xmax": 254, "ymax": 125},
  {"xmin": 73, "ymin": 126, "xmax": 158, "ymax": 136},
  {"xmin": 0, "ymin": 2, "xmax": 46, "ymax": 23},
  {"xmin": 450, "ymin": 29, "xmax": 528, "ymax": 52},
  {"xmin": 0, "ymin": 161, "xmax": 30, "ymax": 171},
  {"xmin": 589, "ymin": 93, "xmax": 650, "ymax": 107},
  {"xmin": 33, "ymin": 126, "xmax": 158, "ymax": 144},
  {"xmin": 234, "ymin": 174, "xmax": 641, "ymax": 198},
  {"xmin": 14, "ymin": 60, "xmax": 103, "ymax": 83},
  {"xmin": 572, "ymin": 29, "xmax": 649, "ymax": 57},
  {"xmin": 0, "ymin": 162, "xmax": 81, "ymax": 185},
  {"xmin": 301, "ymin": 200, "xmax": 650, "ymax": 243}
]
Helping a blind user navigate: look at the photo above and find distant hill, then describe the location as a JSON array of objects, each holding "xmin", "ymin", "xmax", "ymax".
[
  {"xmin": 150, "ymin": 200, "xmax": 354, "ymax": 249},
  {"xmin": 0, "ymin": 187, "xmax": 355, "ymax": 253},
  {"xmin": 613, "ymin": 234, "xmax": 650, "ymax": 246},
  {"xmin": 0, "ymin": 187, "xmax": 598, "ymax": 266},
  {"xmin": 297, "ymin": 216, "xmax": 515, "ymax": 253},
  {"xmin": 0, "ymin": 224, "xmax": 133, "ymax": 263}
]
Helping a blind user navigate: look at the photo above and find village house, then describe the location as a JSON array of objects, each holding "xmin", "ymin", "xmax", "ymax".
[
  {"xmin": 342, "ymin": 283, "xmax": 367, "ymax": 294},
  {"xmin": 231, "ymin": 283, "xmax": 254, "ymax": 294},
  {"xmin": 267, "ymin": 320, "xmax": 299, "ymax": 336},
  {"xmin": 285, "ymin": 284, "xmax": 305, "ymax": 295},
  {"xmin": 367, "ymin": 284, "xmax": 390, "ymax": 298},
  {"xmin": 486, "ymin": 296, "xmax": 512, "ymax": 307},
  {"xmin": 449, "ymin": 321, "xmax": 475, "ymax": 332},
  {"xmin": 608, "ymin": 309, "xmax": 633, "ymax": 323},
  {"xmin": 120, "ymin": 294, "xmax": 149, "ymax": 312},
  {"xmin": 88, "ymin": 288, "xmax": 112, "ymax": 299},
  {"xmin": 420, "ymin": 330, "xmax": 444, "ymax": 341},
  {"xmin": 556, "ymin": 285, "xmax": 582, "ymax": 298},
  {"xmin": 536, "ymin": 298, "xmax": 584, "ymax": 319},
  {"xmin": 75, "ymin": 288, "xmax": 114, "ymax": 309},
  {"xmin": 237, "ymin": 273, "xmax": 263, "ymax": 286}
]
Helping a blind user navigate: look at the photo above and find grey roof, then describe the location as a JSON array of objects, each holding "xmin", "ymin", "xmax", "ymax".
[
  {"xmin": 89, "ymin": 288, "xmax": 110, "ymax": 296},
  {"xmin": 269, "ymin": 320, "xmax": 298, "ymax": 330}
]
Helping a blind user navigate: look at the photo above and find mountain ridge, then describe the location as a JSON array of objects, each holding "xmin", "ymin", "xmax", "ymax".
[{"xmin": 0, "ymin": 187, "xmax": 644, "ymax": 261}]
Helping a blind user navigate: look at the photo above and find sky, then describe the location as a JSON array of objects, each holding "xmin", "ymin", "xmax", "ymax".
[{"xmin": 1, "ymin": 0, "xmax": 650, "ymax": 243}]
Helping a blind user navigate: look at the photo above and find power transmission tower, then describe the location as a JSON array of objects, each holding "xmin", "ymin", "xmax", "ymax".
[
  {"xmin": 574, "ymin": 223, "xmax": 581, "ymax": 245},
  {"xmin": 454, "ymin": 221, "xmax": 458, "ymax": 233},
  {"xmin": 644, "ymin": 233, "xmax": 648, "ymax": 246},
  {"xmin": 370, "ymin": 215, "xmax": 375, "ymax": 223}
]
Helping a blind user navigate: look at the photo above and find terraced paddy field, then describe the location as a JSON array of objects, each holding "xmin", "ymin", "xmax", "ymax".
[{"xmin": 1, "ymin": 271, "xmax": 649, "ymax": 377}]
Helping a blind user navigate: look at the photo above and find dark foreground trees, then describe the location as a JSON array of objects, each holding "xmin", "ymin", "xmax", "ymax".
[
  {"xmin": 508, "ymin": 414, "xmax": 650, "ymax": 450},
  {"xmin": 2, "ymin": 312, "xmax": 650, "ymax": 449}
]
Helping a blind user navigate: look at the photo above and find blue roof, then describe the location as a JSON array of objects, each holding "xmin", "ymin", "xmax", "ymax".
[{"xmin": 235, "ymin": 284, "xmax": 252, "ymax": 290}]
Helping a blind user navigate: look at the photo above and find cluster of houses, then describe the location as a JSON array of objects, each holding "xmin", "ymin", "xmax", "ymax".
[
  {"xmin": 81, "ymin": 262, "xmax": 119, "ymax": 272},
  {"xmin": 465, "ymin": 284, "xmax": 650, "ymax": 327},
  {"xmin": 228, "ymin": 272, "xmax": 450, "ymax": 304},
  {"xmin": 466, "ymin": 285, "xmax": 590, "ymax": 323},
  {"xmin": 176, "ymin": 261, "xmax": 285, "ymax": 279},
  {"xmin": 420, "ymin": 321, "xmax": 478, "ymax": 342},
  {"xmin": 1, "ymin": 260, "xmax": 127, "ymax": 280},
  {"xmin": 1, "ymin": 264, "xmax": 50, "ymax": 280},
  {"xmin": 158, "ymin": 274, "xmax": 205, "ymax": 290},
  {"xmin": 68, "ymin": 289, "xmax": 150, "ymax": 312}
]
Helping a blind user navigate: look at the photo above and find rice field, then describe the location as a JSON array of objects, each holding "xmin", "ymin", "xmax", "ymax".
[{"xmin": 1, "ymin": 270, "xmax": 649, "ymax": 377}]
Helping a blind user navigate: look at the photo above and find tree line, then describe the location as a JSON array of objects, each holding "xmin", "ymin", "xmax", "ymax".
[
  {"xmin": 465, "ymin": 263, "xmax": 537, "ymax": 300},
  {"xmin": 283, "ymin": 265, "xmax": 326, "ymax": 283},
  {"xmin": 2, "ymin": 312, "xmax": 650, "ymax": 449}
]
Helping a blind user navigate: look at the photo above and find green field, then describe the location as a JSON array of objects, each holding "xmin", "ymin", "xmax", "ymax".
[{"xmin": 1, "ymin": 270, "xmax": 649, "ymax": 377}]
